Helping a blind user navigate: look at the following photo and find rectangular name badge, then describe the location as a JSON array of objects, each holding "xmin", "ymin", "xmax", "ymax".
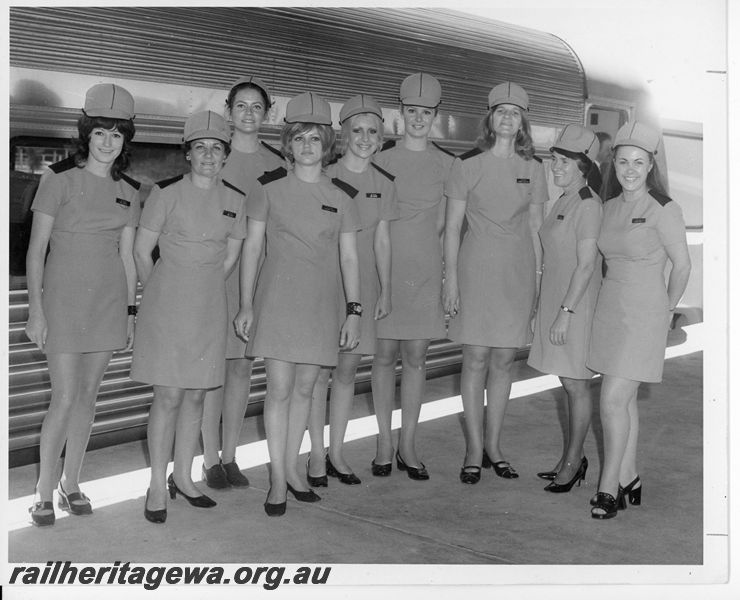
[
  {"xmin": 556, "ymin": 214, "xmax": 565, "ymax": 220},
  {"xmin": 223, "ymin": 210, "xmax": 236, "ymax": 218},
  {"xmin": 366, "ymin": 193, "xmax": 381, "ymax": 198},
  {"xmin": 115, "ymin": 198, "xmax": 131, "ymax": 207},
  {"xmin": 632, "ymin": 218, "xmax": 646, "ymax": 223},
  {"xmin": 321, "ymin": 205, "xmax": 338, "ymax": 213},
  {"xmin": 516, "ymin": 178, "xmax": 530, "ymax": 184}
]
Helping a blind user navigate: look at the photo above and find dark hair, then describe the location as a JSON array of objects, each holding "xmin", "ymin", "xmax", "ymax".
[
  {"xmin": 182, "ymin": 139, "xmax": 232, "ymax": 158},
  {"xmin": 600, "ymin": 147, "xmax": 667, "ymax": 200},
  {"xmin": 595, "ymin": 131, "xmax": 612, "ymax": 144},
  {"xmin": 281, "ymin": 122, "xmax": 335, "ymax": 167},
  {"xmin": 74, "ymin": 114, "xmax": 135, "ymax": 180},
  {"xmin": 226, "ymin": 82, "xmax": 271, "ymax": 112},
  {"xmin": 551, "ymin": 147, "xmax": 592, "ymax": 177},
  {"xmin": 476, "ymin": 106, "xmax": 535, "ymax": 159}
]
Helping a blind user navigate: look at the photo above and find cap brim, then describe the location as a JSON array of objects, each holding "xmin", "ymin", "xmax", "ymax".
[
  {"xmin": 83, "ymin": 108, "xmax": 134, "ymax": 120},
  {"xmin": 401, "ymin": 96, "xmax": 439, "ymax": 108},
  {"xmin": 284, "ymin": 114, "xmax": 332, "ymax": 125},
  {"xmin": 184, "ymin": 129, "xmax": 231, "ymax": 143}
]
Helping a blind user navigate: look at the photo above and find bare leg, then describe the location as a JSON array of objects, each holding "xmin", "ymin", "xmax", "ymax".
[
  {"xmin": 263, "ymin": 359, "xmax": 295, "ymax": 504},
  {"xmin": 201, "ymin": 384, "xmax": 224, "ymax": 469},
  {"xmin": 595, "ymin": 375, "xmax": 641, "ymax": 511},
  {"xmin": 285, "ymin": 363, "xmax": 322, "ymax": 491},
  {"xmin": 371, "ymin": 338, "xmax": 399, "ymax": 464},
  {"xmin": 460, "ymin": 344, "xmax": 491, "ymax": 466},
  {"xmin": 328, "ymin": 353, "xmax": 362, "ymax": 472},
  {"xmin": 146, "ymin": 385, "xmax": 183, "ymax": 511},
  {"xmin": 307, "ymin": 366, "xmax": 332, "ymax": 478},
  {"xmin": 221, "ymin": 358, "xmax": 253, "ymax": 463},
  {"xmin": 484, "ymin": 347, "xmax": 517, "ymax": 463},
  {"xmin": 619, "ymin": 388, "xmax": 640, "ymax": 486},
  {"xmin": 172, "ymin": 388, "xmax": 207, "ymax": 497},
  {"xmin": 397, "ymin": 339, "xmax": 430, "ymax": 467},
  {"xmin": 553, "ymin": 376, "xmax": 592, "ymax": 483}
]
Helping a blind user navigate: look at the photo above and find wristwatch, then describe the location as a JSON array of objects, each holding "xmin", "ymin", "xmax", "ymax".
[{"xmin": 346, "ymin": 302, "xmax": 363, "ymax": 317}]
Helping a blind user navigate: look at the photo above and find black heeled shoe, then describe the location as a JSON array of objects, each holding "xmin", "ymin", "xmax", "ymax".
[
  {"xmin": 286, "ymin": 483, "xmax": 321, "ymax": 503},
  {"xmin": 326, "ymin": 456, "xmax": 361, "ymax": 485},
  {"xmin": 591, "ymin": 491, "xmax": 621, "ymax": 520},
  {"xmin": 221, "ymin": 460, "xmax": 250, "ymax": 487},
  {"xmin": 144, "ymin": 489, "xmax": 167, "ymax": 524},
  {"xmin": 306, "ymin": 458, "xmax": 328, "ymax": 488},
  {"xmin": 58, "ymin": 482, "xmax": 93, "ymax": 515},
  {"xmin": 459, "ymin": 465, "xmax": 482, "ymax": 485},
  {"xmin": 619, "ymin": 475, "xmax": 642, "ymax": 508},
  {"xmin": 482, "ymin": 450, "xmax": 519, "ymax": 479},
  {"xmin": 396, "ymin": 451, "xmax": 429, "ymax": 480},
  {"xmin": 371, "ymin": 459, "xmax": 392, "ymax": 477},
  {"xmin": 544, "ymin": 457, "xmax": 588, "ymax": 493},
  {"xmin": 202, "ymin": 462, "xmax": 230, "ymax": 489},
  {"xmin": 167, "ymin": 474, "xmax": 217, "ymax": 508},
  {"xmin": 264, "ymin": 489, "xmax": 287, "ymax": 517},
  {"xmin": 29, "ymin": 500, "xmax": 55, "ymax": 527}
]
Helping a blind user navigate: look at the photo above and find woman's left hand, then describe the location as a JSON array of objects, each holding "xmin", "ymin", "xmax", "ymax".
[
  {"xmin": 339, "ymin": 315, "xmax": 361, "ymax": 351},
  {"xmin": 124, "ymin": 315, "xmax": 135, "ymax": 351},
  {"xmin": 549, "ymin": 311, "xmax": 571, "ymax": 346},
  {"xmin": 374, "ymin": 291, "xmax": 391, "ymax": 321}
]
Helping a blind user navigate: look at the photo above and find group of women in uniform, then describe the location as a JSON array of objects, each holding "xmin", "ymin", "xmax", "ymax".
[{"xmin": 24, "ymin": 71, "xmax": 690, "ymax": 526}]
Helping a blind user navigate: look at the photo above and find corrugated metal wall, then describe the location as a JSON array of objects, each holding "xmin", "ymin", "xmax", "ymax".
[{"xmin": 9, "ymin": 6, "xmax": 585, "ymax": 131}]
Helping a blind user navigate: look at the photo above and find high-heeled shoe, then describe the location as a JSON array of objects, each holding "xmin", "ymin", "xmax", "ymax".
[
  {"xmin": 286, "ymin": 483, "xmax": 321, "ymax": 503},
  {"xmin": 29, "ymin": 499, "xmax": 55, "ymax": 526},
  {"xmin": 544, "ymin": 457, "xmax": 588, "ymax": 493},
  {"xmin": 221, "ymin": 460, "xmax": 250, "ymax": 487},
  {"xmin": 618, "ymin": 475, "xmax": 642, "ymax": 509},
  {"xmin": 264, "ymin": 489, "xmax": 287, "ymax": 517},
  {"xmin": 371, "ymin": 459, "xmax": 392, "ymax": 477},
  {"xmin": 536, "ymin": 469, "xmax": 558, "ymax": 480},
  {"xmin": 396, "ymin": 451, "xmax": 429, "ymax": 480},
  {"xmin": 591, "ymin": 491, "xmax": 621, "ymax": 520},
  {"xmin": 481, "ymin": 450, "xmax": 519, "ymax": 479},
  {"xmin": 306, "ymin": 458, "xmax": 328, "ymax": 488},
  {"xmin": 202, "ymin": 462, "xmax": 230, "ymax": 489},
  {"xmin": 326, "ymin": 456, "xmax": 361, "ymax": 485},
  {"xmin": 144, "ymin": 489, "xmax": 167, "ymax": 524},
  {"xmin": 459, "ymin": 465, "xmax": 482, "ymax": 485},
  {"xmin": 58, "ymin": 482, "xmax": 93, "ymax": 515},
  {"xmin": 167, "ymin": 474, "xmax": 217, "ymax": 508}
]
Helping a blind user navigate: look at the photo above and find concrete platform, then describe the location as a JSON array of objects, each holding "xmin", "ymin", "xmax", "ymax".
[{"xmin": 6, "ymin": 327, "xmax": 710, "ymax": 588}]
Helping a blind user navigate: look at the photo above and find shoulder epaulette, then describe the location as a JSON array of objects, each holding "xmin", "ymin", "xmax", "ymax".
[
  {"xmin": 120, "ymin": 173, "xmax": 142, "ymax": 190},
  {"xmin": 49, "ymin": 156, "xmax": 78, "ymax": 174},
  {"xmin": 648, "ymin": 189, "xmax": 673, "ymax": 206},
  {"xmin": 260, "ymin": 141, "xmax": 284, "ymax": 159},
  {"xmin": 381, "ymin": 139, "xmax": 397, "ymax": 151},
  {"xmin": 156, "ymin": 174, "xmax": 184, "ymax": 189},
  {"xmin": 331, "ymin": 177, "xmax": 359, "ymax": 199},
  {"xmin": 532, "ymin": 155, "xmax": 543, "ymax": 163},
  {"xmin": 431, "ymin": 141, "xmax": 455, "ymax": 157},
  {"xmin": 222, "ymin": 179, "xmax": 246, "ymax": 196},
  {"xmin": 370, "ymin": 162, "xmax": 395, "ymax": 181},
  {"xmin": 258, "ymin": 166, "xmax": 288, "ymax": 185},
  {"xmin": 578, "ymin": 186, "xmax": 593, "ymax": 200},
  {"xmin": 459, "ymin": 147, "xmax": 483, "ymax": 161}
]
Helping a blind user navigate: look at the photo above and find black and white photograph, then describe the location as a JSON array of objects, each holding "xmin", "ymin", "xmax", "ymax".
[{"xmin": 3, "ymin": 0, "xmax": 735, "ymax": 598}]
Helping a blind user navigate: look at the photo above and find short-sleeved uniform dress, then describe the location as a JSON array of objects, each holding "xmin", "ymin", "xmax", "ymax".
[
  {"xmin": 221, "ymin": 142, "xmax": 284, "ymax": 359},
  {"xmin": 325, "ymin": 160, "xmax": 400, "ymax": 356},
  {"xmin": 130, "ymin": 174, "xmax": 247, "ymax": 389},
  {"xmin": 587, "ymin": 190, "xmax": 687, "ymax": 383},
  {"xmin": 445, "ymin": 148, "xmax": 548, "ymax": 348},
  {"xmin": 30, "ymin": 156, "xmax": 141, "ymax": 354},
  {"xmin": 373, "ymin": 141, "xmax": 454, "ymax": 341},
  {"xmin": 527, "ymin": 186, "xmax": 603, "ymax": 379},
  {"xmin": 245, "ymin": 168, "xmax": 360, "ymax": 367}
]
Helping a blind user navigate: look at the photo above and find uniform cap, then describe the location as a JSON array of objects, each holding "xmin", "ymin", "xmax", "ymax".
[
  {"xmin": 183, "ymin": 110, "xmax": 231, "ymax": 143},
  {"xmin": 550, "ymin": 124, "xmax": 599, "ymax": 162},
  {"xmin": 284, "ymin": 92, "xmax": 332, "ymax": 125},
  {"xmin": 613, "ymin": 121, "xmax": 661, "ymax": 154},
  {"xmin": 229, "ymin": 75, "xmax": 272, "ymax": 107},
  {"xmin": 83, "ymin": 83, "xmax": 135, "ymax": 120},
  {"xmin": 488, "ymin": 82, "xmax": 529, "ymax": 111},
  {"xmin": 339, "ymin": 94, "xmax": 383, "ymax": 124},
  {"xmin": 399, "ymin": 73, "xmax": 442, "ymax": 108}
]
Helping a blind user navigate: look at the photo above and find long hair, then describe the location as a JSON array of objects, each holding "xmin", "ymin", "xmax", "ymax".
[
  {"xmin": 476, "ymin": 107, "xmax": 535, "ymax": 159},
  {"xmin": 600, "ymin": 149, "xmax": 668, "ymax": 200},
  {"xmin": 74, "ymin": 114, "xmax": 135, "ymax": 181},
  {"xmin": 338, "ymin": 112, "xmax": 384, "ymax": 156},
  {"xmin": 280, "ymin": 122, "xmax": 335, "ymax": 167}
]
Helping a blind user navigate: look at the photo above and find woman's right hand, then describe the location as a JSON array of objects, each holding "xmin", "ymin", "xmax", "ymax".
[
  {"xmin": 442, "ymin": 279, "xmax": 460, "ymax": 317},
  {"xmin": 233, "ymin": 306, "xmax": 254, "ymax": 342},
  {"xmin": 25, "ymin": 311, "xmax": 48, "ymax": 352}
]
